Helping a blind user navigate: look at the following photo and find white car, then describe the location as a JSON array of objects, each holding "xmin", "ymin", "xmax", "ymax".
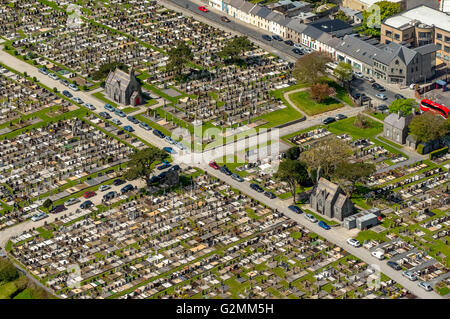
[
  {"xmin": 353, "ymin": 71, "xmax": 364, "ymax": 78},
  {"xmin": 31, "ymin": 212, "xmax": 48, "ymax": 222},
  {"xmin": 85, "ymin": 103, "xmax": 96, "ymax": 111},
  {"xmin": 417, "ymin": 281, "xmax": 432, "ymax": 291},
  {"xmin": 375, "ymin": 93, "xmax": 387, "ymax": 100},
  {"xmin": 346, "ymin": 238, "xmax": 361, "ymax": 247},
  {"xmin": 111, "ymin": 118, "xmax": 122, "ymax": 125},
  {"xmin": 64, "ymin": 198, "xmax": 80, "ymax": 206},
  {"xmin": 48, "ymin": 73, "xmax": 59, "ymax": 80},
  {"xmin": 402, "ymin": 271, "xmax": 417, "ymax": 281},
  {"xmin": 371, "ymin": 250, "xmax": 385, "ymax": 260},
  {"xmin": 99, "ymin": 184, "xmax": 111, "ymax": 192},
  {"xmin": 305, "ymin": 213, "xmax": 317, "ymax": 223}
]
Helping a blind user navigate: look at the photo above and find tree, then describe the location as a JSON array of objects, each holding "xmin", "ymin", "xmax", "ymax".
[
  {"xmin": 286, "ymin": 146, "xmax": 300, "ymax": 160},
  {"xmin": 333, "ymin": 62, "xmax": 353, "ymax": 84},
  {"xmin": 166, "ymin": 41, "xmax": 193, "ymax": 80},
  {"xmin": 219, "ymin": 36, "xmax": 252, "ymax": 63},
  {"xmin": 358, "ymin": 1, "xmax": 401, "ymax": 37},
  {"xmin": 0, "ymin": 259, "xmax": 19, "ymax": 282},
  {"xmin": 408, "ymin": 112, "xmax": 449, "ymax": 142},
  {"xmin": 389, "ymin": 98, "xmax": 417, "ymax": 116},
  {"xmin": 274, "ymin": 160, "xmax": 310, "ymax": 204},
  {"xmin": 309, "ymin": 83, "xmax": 336, "ymax": 102},
  {"xmin": 354, "ymin": 113, "xmax": 370, "ymax": 129},
  {"xmin": 332, "ymin": 162, "xmax": 376, "ymax": 196},
  {"xmin": 43, "ymin": 198, "xmax": 53, "ymax": 210},
  {"xmin": 335, "ymin": 10, "xmax": 349, "ymax": 22},
  {"xmin": 92, "ymin": 62, "xmax": 128, "ymax": 81},
  {"xmin": 293, "ymin": 52, "xmax": 331, "ymax": 84},
  {"xmin": 300, "ymin": 136, "xmax": 353, "ymax": 179},
  {"xmin": 124, "ymin": 147, "xmax": 168, "ymax": 186}
]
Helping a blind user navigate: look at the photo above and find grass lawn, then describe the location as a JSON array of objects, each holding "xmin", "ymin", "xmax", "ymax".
[
  {"xmin": 288, "ymin": 91, "xmax": 343, "ymax": 116},
  {"xmin": 13, "ymin": 288, "xmax": 34, "ymax": 299},
  {"xmin": 0, "ymin": 281, "xmax": 18, "ymax": 299},
  {"xmin": 303, "ymin": 209, "xmax": 339, "ymax": 226},
  {"xmin": 327, "ymin": 116, "xmax": 383, "ymax": 139},
  {"xmin": 253, "ymin": 104, "xmax": 303, "ymax": 128},
  {"xmin": 367, "ymin": 111, "xmax": 387, "ymax": 121}
]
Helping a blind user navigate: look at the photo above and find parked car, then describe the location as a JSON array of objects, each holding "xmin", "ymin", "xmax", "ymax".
[
  {"xmin": 220, "ymin": 165, "xmax": 232, "ymax": 175},
  {"xmin": 104, "ymin": 104, "xmax": 115, "ymax": 112},
  {"xmin": 103, "ymin": 191, "xmax": 117, "ymax": 201},
  {"xmin": 62, "ymin": 90, "xmax": 73, "ymax": 98},
  {"xmin": 72, "ymin": 97, "xmax": 83, "ymax": 104},
  {"xmin": 231, "ymin": 173, "xmax": 243, "ymax": 182},
  {"xmin": 417, "ymin": 281, "xmax": 432, "ymax": 291},
  {"xmin": 127, "ymin": 116, "xmax": 139, "ymax": 124},
  {"xmin": 346, "ymin": 238, "xmax": 361, "ymax": 247},
  {"xmin": 284, "ymin": 40, "xmax": 294, "ymax": 46},
  {"xmin": 262, "ymin": 35, "xmax": 272, "ymax": 41},
  {"xmin": 83, "ymin": 191, "xmax": 96, "ymax": 199},
  {"xmin": 163, "ymin": 146, "xmax": 176, "ymax": 154},
  {"xmin": 402, "ymin": 271, "xmax": 417, "ymax": 281},
  {"xmin": 318, "ymin": 220, "xmax": 330, "ymax": 230},
  {"xmin": 322, "ymin": 117, "xmax": 336, "ymax": 125},
  {"xmin": 48, "ymin": 73, "xmax": 59, "ymax": 80},
  {"xmin": 69, "ymin": 83, "xmax": 79, "ymax": 91},
  {"xmin": 335, "ymin": 114, "xmax": 347, "ymax": 120},
  {"xmin": 375, "ymin": 93, "xmax": 387, "ymax": 100},
  {"xmin": 352, "ymin": 92, "xmax": 361, "ymax": 100},
  {"xmin": 85, "ymin": 103, "xmax": 96, "ymax": 111},
  {"xmin": 38, "ymin": 67, "xmax": 49, "ymax": 75},
  {"xmin": 60, "ymin": 79, "xmax": 70, "ymax": 86},
  {"xmin": 31, "ymin": 211, "xmax": 48, "ymax": 222},
  {"xmin": 169, "ymin": 165, "xmax": 181, "ymax": 172},
  {"xmin": 99, "ymin": 185, "xmax": 111, "ymax": 192},
  {"xmin": 121, "ymin": 184, "xmax": 134, "ymax": 194},
  {"xmin": 371, "ymin": 250, "xmax": 385, "ymax": 260},
  {"xmin": 303, "ymin": 47, "xmax": 312, "ymax": 54},
  {"xmin": 111, "ymin": 118, "xmax": 122, "ymax": 125},
  {"xmin": 123, "ymin": 125, "xmax": 134, "ymax": 132},
  {"xmin": 250, "ymin": 183, "xmax": 264, "ymax": 193},
  {"xmin": 115, "ymin": 109, "xmax": 126, "ymax": 117},
  {"xmin": 221, "ymin": 16, "xmax": 230, "ymax": 22},
  {"xmin": 264, "ymin": 191, "xmax": 276, "ymax": 199},
  {"xmin": 112, "ymin": 179, "xmax": 125, "ymax": 186},
  {"xmin": 361, "ymin": 93, "xmax": 370, "ymax": 102},
  {"xmin": 288, "ymin": 205, "xmax": 302, "ymax": 214},
  {"xmin": 165, "ymin": 136, "xmax": 175, "ymax": 144},
  {"xmin": 377, "ymin": 104, "xmax": 389, "ymax": 111},
  {"xmin": 364, "ymin": 76, "xmax": 375, "ymax": 83},
  {"xmin": 209, "ymin": 161, "xmax": 220, "ymax": 170},
  {"xmin": 353, "ymin": 71, "xmax": 364, "ymax": 78},
  {"xmin": 394, "ymin": 93, "xmax": 406, "ymax": 100},
  {"xmin": 387, "ymin": 260, "xmax": 402, "ymax": 270},
  {"xmin": 157, "ymin": 161, "xmax": 171, "ymax": 170},
  {"xmin": 50, "ymin": 205, "xmax": 66, "ymax": 214},
  {"xmin": 139, "ymin": 122, "xmax": 152, "ymax": 130},
  {"xmin": 305, "ymin": 213, "xmax": 317, "ymax": 223},
  {"xmin": 153, "ymin": 129, "xmax": 165, "ymax": 138},
  {"xmin": 64, "ymin": 198, "xmax": 80, "ymax": 206},
  {"xmin": 272, "ymin": 35, "xmax": 283, "ymax": 41},
  {"xmin": 175, "ymin": 142, "xmax": 186, "ymax": 150},
  {"xmin": 198, "ymin": 6, "xmax": 208, "ymax": 12},
  {"xmin": 372, "ymin": 83, "xmax": 385, "ymax": 91},
  {"xmin": 99, "ymin": 111, "xmax": 111, "ymax": 119},
  {"xmin": 80, "ymin": 200, "xmax": 93, "ymax": 209},
  {"xmin": 292, "ymin": 48, "xmax": 303, "ymax": 55}
]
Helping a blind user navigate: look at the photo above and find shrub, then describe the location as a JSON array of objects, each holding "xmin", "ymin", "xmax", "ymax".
[
  {"xmin": 416, "ymin": 144, "xmax": 424, "ymax": 154},
  {"xmin": 429, "ymin": 146, "xmax": 448, "ymax": 160}
]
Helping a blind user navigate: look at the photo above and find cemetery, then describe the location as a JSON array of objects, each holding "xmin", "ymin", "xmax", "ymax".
[{"xmin": 6, "ymin": 173, "xmax": 410, "ymax": 299}]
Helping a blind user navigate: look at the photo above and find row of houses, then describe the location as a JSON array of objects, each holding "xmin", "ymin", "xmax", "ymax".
[{"xmin": 209, "ymin": 0, "xmax": 438, "ymax": 85}]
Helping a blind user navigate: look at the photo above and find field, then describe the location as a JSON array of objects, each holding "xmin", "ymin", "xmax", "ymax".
[{"xmin": 288, "ymin": 91, "xmax": 343, "ymax": 116}]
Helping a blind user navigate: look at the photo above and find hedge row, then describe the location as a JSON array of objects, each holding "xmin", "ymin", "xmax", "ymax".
[{"xmin": 429, "ymin": 146, "xmax": 449, "ymax": 160}]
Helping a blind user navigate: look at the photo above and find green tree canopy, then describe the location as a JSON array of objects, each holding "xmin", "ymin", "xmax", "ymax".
[
  {"xmin": 408, "ymin": 112, "xmax": 449, "ymax": 142},
  {"xmin": 333, "ymin": 62, "xmax": 353, "ymax": 83},
  {"xmin": 358, "ymin": 1, "xmax": 401, "ymax": 37},
  {"xmin": 0, "ymin": 259, "xmax": 19, "ymax": 282},
  {"xmin": 219, "ymin": 36, "xmax": 253, "ymax": 63},
  {"xmin": 274, "ymin": 160, "xmax": 310, "ymax": 204},
  {"xmin": 124, "ymin": 147, "xmax": 168, "ymax": 186},
  {"xmin": 332, "ymin": 162, "xmax": 376, "ymax": 196},
  {"xmin": 92, "ymin": 62, "xmax": 128, "ymax": 81},
  {"xmin": 293, "ymin": 52, "xmax": 331, "ymax": 84},
  {"xmin": 389, "ymin": 98, "xmax": 417, "ymax": 116},
  {"xmin": 286, "ymin": 146, "xmax": 300, "ymax": 160},
  {"xmin": 167, "ymin": 41, "xmax": 194, "ymax": 80}
]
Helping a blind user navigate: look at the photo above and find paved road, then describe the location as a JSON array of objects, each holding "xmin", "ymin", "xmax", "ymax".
[{"xmin": 0, "ymin": 46, "xmax": 441, "ymax": 299}]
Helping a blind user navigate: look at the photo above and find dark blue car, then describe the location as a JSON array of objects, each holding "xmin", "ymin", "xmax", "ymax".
[
  {"xmin": 163, "ymin": 146, "xmax": 176, "ymax": 154},
  {"xmin": 123, "ymin": 125, "xmax": 134, "ymax": 132},
  {"xmin": 250, "ymin": 183, "xmax": 264, "ymax": 193},
  {"xmin": 288, "ymin": 205, "xmax": 303, "ymax": 214},
  {"xmin": 153, "ymin": 129, "xmax": 165, "ymax": 138},
  {"xmin": 62, "ymin": 90, "xmax": 73, "ymax": 98},
  {"xmin": 318, "ymin": 220, "xmax": 330, "ymax": 230},
  {"xmin": 127, "ymin": 116, "xmax": 139, "ymax": 124},
  {"xmin": 121, "ymin": 184, "xmax": 134, "ymax": 194}
]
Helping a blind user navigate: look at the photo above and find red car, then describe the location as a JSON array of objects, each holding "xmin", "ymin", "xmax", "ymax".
[
  {"xmin": 198, "ymin": 6, "xmax": 209, "ymax": 12},
  {"xmin": 209, "ymin": 161, "xmax": 220, "ymax": 170},
  {"xmin": 83, "ymin": 191, "xmax": 96, "ymax": 199}
]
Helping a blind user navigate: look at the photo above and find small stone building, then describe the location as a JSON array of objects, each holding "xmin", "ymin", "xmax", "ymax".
[
  {"xmin": 105, "ymin": 68, "xmax": 143, "ymax": 106},
  {"xmin": 383, "ymin": 111, "xmax": 413, "ymax": 144},
  {"xmin": 309, "ymin": 178, "xmax": 354, "ymax": 221}
]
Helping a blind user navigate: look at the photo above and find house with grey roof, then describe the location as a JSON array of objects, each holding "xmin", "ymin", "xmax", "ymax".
[
  {"xmin": 105, "ymin": 68, "xmax": 143, "ymax": 106},
  {"xmin": 249, "ymin": 5, "xmax": 272, "ymax": 30},
  {"xmin": 269, "ymin": 0, "xmax": 312, "ymax": 18},
  {"xmin": 383, "ymin": 111, "xmax": 413, "ymax": 144},
  {"xmin": 309, "ymin": 178, "xmax": 354, "ymax": 221}
]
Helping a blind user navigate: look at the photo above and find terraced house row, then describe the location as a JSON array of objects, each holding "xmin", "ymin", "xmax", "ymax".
[{"xmin": 208, "ymin": 0, "xmax": 439, "ymax": 85}]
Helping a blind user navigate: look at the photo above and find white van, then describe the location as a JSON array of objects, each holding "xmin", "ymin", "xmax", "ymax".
[{"xmin": 371, "ymin": 250, "xmax": 385, "ymax": 260}]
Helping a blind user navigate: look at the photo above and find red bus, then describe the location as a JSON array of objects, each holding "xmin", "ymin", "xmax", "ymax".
[{"xmin": 420, "ymin": 99, "xmax": 449, "ymax": 119}]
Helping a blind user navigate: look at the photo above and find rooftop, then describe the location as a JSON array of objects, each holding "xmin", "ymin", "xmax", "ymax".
[{"xmin": 383, "ymin": 5, "xmax": 450, "ymax": 31}]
